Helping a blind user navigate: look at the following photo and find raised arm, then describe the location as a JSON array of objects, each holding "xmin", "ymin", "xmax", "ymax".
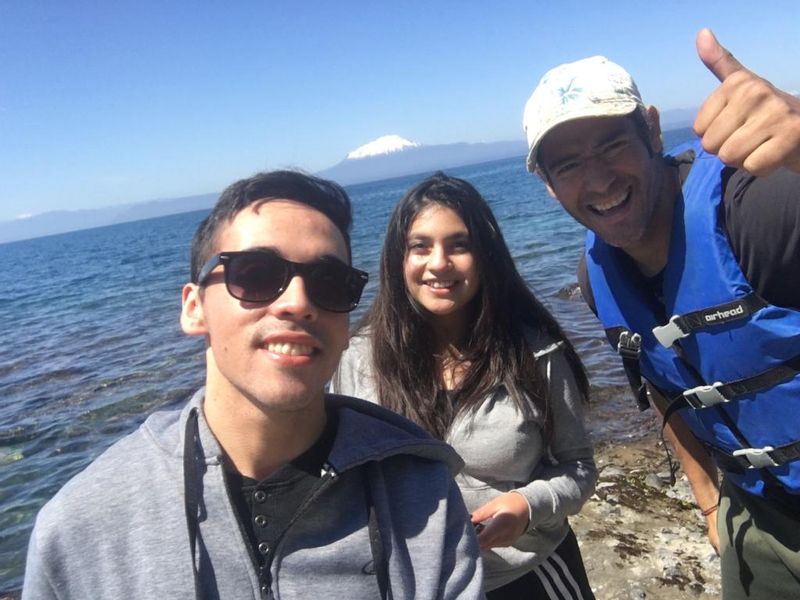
[{"xmin": 694, "ymin": 28, "xmax": 800, "ymax": 176}]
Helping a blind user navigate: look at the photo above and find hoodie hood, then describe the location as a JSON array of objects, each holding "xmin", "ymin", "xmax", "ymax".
[
  {"xmin": 325, "ymin": 393, "xmax": 464, "ymax": 475},
  {"xmin": 142, "ymin": 389, "xmax": 463, "ymax": 475}
]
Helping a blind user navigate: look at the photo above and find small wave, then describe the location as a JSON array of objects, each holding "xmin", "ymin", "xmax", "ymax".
[
  {"xmin": 0, "ymin": 358, "xmax": 25, "ymax": 379},
  {"xmin": 0, "ymin": 424, "xmax": 37, "ymax": 447},
  {"xmin": 586, "ymin": 384, "xmax": 660, "ymax": 444},
  {"xmin": 1, "ymin": 369, "xmax": 89, "ymax": 400}
]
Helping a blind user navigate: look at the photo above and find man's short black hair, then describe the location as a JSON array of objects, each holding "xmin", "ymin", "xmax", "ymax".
[{"xmin": 190, "ymin": 170, "xmax": 354, "ymax": 283}]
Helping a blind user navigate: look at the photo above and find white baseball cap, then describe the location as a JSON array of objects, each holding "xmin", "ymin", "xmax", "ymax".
[{"xmin": 523, "ymin": 56, "xmax": 646, "ymax": 172}]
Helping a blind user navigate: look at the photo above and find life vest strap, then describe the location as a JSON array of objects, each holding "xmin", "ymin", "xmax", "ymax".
[
  {"xmin": 659, "ymin": 354, "xmax": 800, "ymax": 472},
  {"xmin": 607, "ymin": 327, "xmax": 650, "ymax": 411},
  {"xmin": 652, "ymin": 292, "xmax": 768, "ymax": 348},
  {"xmin": 678, "ymin": 354, "xmax": 800, "ymax": 409},
  {"xmin": 711, "ymin": 441, "xmax": 800, "ymax": 471},
  {"xmin": 660, "ymin": 356, "xmax": 800, "ymax": 433},
  {"xmin": 661, "ymin": 404, "xmax": 800, "ymax": 472}
]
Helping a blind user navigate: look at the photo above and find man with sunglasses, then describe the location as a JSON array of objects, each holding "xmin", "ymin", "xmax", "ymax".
[
  {"xmin": 23, "ymin": 170, "xmax": 483, "ymax": 599},
  {"xmin": 522, "ymin": 29, "xmax": 800, "ymax": 599}
]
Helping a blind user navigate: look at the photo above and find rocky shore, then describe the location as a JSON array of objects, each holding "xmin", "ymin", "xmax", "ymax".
[{"xmin": 575, "ymin": 387, "xmax": 721, "ymax": 599}]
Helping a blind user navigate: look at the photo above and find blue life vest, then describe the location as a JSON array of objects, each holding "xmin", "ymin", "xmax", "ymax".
[{"xmin": 585, "ymin": 139, "xmax": 800, "ymax": 498}]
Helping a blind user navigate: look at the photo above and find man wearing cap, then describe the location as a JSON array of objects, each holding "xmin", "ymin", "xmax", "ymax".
[
  {"xmin": 522, "ymin": 28, "xmax": 800, "ymax": 599},
  {"xmin": 22, "ymin": 170, "xmax": 484, "ymax": 599}
]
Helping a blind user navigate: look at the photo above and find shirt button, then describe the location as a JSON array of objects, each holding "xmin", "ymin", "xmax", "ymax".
[
  {"xmin": 258, "ymin": 542, "xmax": 270, "ymax": 555},
  {"xmin": 254, "ymin": 514, "xmax": 268, "ymax": 527},
  {"xmin": 253, "ymin": 490, "xmax": 267, "ymax": 503}
]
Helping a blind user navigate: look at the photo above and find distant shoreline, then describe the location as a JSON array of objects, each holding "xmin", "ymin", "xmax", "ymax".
[{"xmin": 0, "ymin": 127, "xmax": 697, "ymax": 245}]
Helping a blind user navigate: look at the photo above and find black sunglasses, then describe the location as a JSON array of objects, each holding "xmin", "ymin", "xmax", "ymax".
[{"xmin": 197, "ymin": 250, "xmax": 368, "ymax": 313}]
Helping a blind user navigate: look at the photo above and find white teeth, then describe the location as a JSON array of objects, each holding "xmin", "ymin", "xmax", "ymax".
[
  {"xmin": 266, "ymin": 342, "xmax": 314, "ymax": 356},
  {"xmin": 591, "ymin": 191, "xmax": 627, "ymax": 213},
  {"xmin": 426, "ymin": 280, "xmax": 455, "ymax": 289}
]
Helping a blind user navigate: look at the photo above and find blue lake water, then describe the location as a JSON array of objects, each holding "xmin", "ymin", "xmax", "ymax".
[{"xmin": 0, "ymin": 129, "xmax": 694, "ymax": 593}]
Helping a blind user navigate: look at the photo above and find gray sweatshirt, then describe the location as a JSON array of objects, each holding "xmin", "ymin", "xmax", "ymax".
[
  {"xmin": 23, "ymin": 390, "xmax": 484, "ymax": 599},
  {"xmin": 331, "ymin": 331, "xmax": 597, "ymax": 591}
]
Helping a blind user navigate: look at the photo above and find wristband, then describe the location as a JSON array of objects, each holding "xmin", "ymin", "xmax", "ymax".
[{"xmin": 700, "ymin": 504, "xmax": 718, "ymax": 517}]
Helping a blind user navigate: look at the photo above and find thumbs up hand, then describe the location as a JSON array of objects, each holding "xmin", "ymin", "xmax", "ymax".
[{"xmin": 693, "ymin": 28, "xmax": 800, "ymax": 176}]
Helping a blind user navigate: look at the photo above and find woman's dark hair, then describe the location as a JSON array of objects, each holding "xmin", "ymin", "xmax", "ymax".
[{"xmin": 361, "ymin": 172, "xmax": 589, "ymax": 440}]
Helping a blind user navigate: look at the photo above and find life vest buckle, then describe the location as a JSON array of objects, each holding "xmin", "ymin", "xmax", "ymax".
[
  {"xmin": 732, "ymin": 446, "xmax": 778, "ymax": 469},
  {"xmin": 617, "ymin": 330, "xmax": 642, "ymax": 359},
  {"xmin": 682, "ymin": 382, "xmax": 727, "ymax": 408},
  {"xmin": 652, "ymin": 315, "xmax": 689, "ymax": 348}
]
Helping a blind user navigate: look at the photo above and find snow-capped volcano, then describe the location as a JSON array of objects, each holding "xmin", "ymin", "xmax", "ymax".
[
  {"xmin": 346, "ymin": 135, "xmax": 420, "ymax": 160},
  {"xmin": 318, "ymin": 135, "xmax": 528, "ymax": 186}
]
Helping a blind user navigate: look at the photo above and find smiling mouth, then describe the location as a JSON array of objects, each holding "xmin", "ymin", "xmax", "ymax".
[
  {"xmin": 266, "ymin": 342, "xmax": 315, "ymax": 356},
  {"xmin": 424, "ymin": 280, "xmax": 456, "ymax": 289},
  {"xmin": 588, "ymin": 188, "xmax": 631, "ymax": 216}
]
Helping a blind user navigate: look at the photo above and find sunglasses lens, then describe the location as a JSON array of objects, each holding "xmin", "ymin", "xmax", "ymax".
[
  {"xmin": 226, "ymin": 253, "xmax": 287, "ymax": 302},
  {"xmin": 307, "ymin": 261, "xmax": 367, "ymax": 312},
  {"xmin": 220, "ymin": 251, "xmax": 366, "ymax": 311}
]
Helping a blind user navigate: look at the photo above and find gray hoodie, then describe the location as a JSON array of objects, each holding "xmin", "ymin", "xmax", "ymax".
[
  {"xmin": 23, "ymin": 390, "xmax": 484, "ymax": 599},
  {"xmin": 331, "ymin": 331, "xmax": 597, "ymax": 591}
]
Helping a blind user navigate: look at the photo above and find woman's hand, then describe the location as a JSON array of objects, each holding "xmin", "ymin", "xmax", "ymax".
[{"xmin": 470, "ymin": 491, "xmax": 530, "ymax": 550}]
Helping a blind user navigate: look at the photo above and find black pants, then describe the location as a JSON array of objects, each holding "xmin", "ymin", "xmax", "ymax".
[{"xmin": 486, "ymin": 528, "xmax": 594, "ymax": 600}]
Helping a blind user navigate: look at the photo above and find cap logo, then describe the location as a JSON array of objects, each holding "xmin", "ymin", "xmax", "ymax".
[{"xmin": 558, "ymin": 78, "xmax": 583, "ymax": 104}]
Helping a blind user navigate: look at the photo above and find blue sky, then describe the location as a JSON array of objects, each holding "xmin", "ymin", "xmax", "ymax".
[{"xmin": 1, "ymin": 1, "xmax": 798, "ymax": 221}]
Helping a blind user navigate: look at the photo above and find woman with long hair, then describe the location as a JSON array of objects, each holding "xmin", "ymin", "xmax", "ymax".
[{"xmin": 331, "ymin": 172, "xmax": 597, "ymax": 598}]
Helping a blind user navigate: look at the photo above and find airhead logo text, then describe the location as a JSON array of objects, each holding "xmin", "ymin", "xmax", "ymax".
[{"xmin": 704, "ymin": 304, "xmax": 745, "ymax": 323}]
